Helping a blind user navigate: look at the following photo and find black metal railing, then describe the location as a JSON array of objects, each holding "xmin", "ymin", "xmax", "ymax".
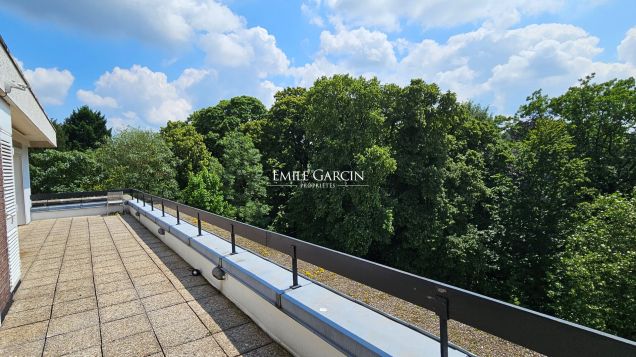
[
  {"xmin": 31, "ymin": 189, "xmax": 129, "ymax": 208},
  {"xmin": 32, "ymin": 189, "xmax": 636, "ymax": 357}
]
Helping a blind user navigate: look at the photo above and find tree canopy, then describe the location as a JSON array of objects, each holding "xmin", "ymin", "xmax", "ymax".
[
  {"xmin": 62, "ymin": 106, "xmax": 112, "ymax": 150},
  {"xmin": 550, "ymin": 192, "xmax": 636, "ymax": 339},
  {"xmin": 160, "ymin": 121, "xmax": 212, "ymax": 189},
  {"xmin": 188, "ymin": 96, "xmax": 267, "ymax": 157},
  {"xmin": 30, "ymin": 150, "xmax": 100, "ymax": 193},
  {"xmin": 219, "ymin": 131, "xmax": 270, "ymax": 226},
  {"xmin": 284, "ymin": 75, "xmax": 396, "ymax": 255},
  {"xmin": 28, "ymin": 74, "xmax": 636, "ymax": 339},
  {"xmin": 181, "ymin": 160, "xmax": 229, "ymax": 216},
  {"xmin": 96, "ymin": 129, "xmax": 178, "ymax": 197}
]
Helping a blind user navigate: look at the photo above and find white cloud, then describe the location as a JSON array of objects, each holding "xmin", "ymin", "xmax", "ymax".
[
  {"xmin": 199, "ymin": 27, "xmax": 289, "ymax": 76},
  {"xmin": 291, "ymin": 23, "xmax": 636, "ymax": 114},
  {"xmin": 0, "ymin": 0, "xmax": 243, "ymax": 47},
  {"xmin": 23, "ymin": 67, "xmax": 74, "ymax": 105},
  {"xmin": 301, "ymin": 1, "xmax": 325, "ymax": 27},
  {"xmin": 290, "ymin": 57, "xmax": 349, "ymax": 87},
  {"xmin": 174, "ymin": 68, "xmax": 212, "ymax": 89},
  {"xmin": 258, "ymin": 80, "xmax": 284, "ymax": 106},
  {"xmin": 618, "ymin": 27, "xmax": 636, "ymax": 65},
  {"xmin": 80, "ymin": 65, "xmax": 208, "ymax": 127},
  {"xmin": 0, "ymin": 0, "xmax": 289, "ymax": 79},
  {"xmin": 76, "ymin": 90, "xmax": 118, "ymax": 108},
  {"xmin": 9, "ymin": 0, "xmax": 632, "ymax": 124},
  {"xmin": 315, "ymin": 0, "xmax": 567, "ymax": 31},
  {"xmin": 8, "ymin": 0, "xmax": 292, "ymax": 124},
  {"xmin": 320, "ymin": 27, "xmax": 397, "ymax": 68}
]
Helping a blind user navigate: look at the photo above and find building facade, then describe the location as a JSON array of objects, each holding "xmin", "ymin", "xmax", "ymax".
[{"xmin": 0, "ymin": 36, "xmax": 57, "ymax": 323}]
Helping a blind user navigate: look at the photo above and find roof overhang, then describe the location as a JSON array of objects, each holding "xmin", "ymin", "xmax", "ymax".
[{"xmin": 0, "ymin": 35, "xmax": 57, "ymax": 148}]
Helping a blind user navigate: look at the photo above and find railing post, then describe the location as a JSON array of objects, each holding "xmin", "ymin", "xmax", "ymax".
[
  {"xmin": 434, "ymin": 295, "xmax": 449, "ymax": 357},
  {"xmin": 176, "ymin": 205, "xmax": 180, "ymax": 224},
  {"xmin": 142, "ymin": 195, "xmax": 145, "ymax": 207},
  {"xmin": 161, "ymin": 200, "xmax": 165, "ymax": 217},
  {"xmin": 291, "ymin": 245, "xmax": 299, "ymax": 288},
  {"xmin": 439, "ymin": 315, "xmax": 448, "ymax": 357},
  {"xmin": 197, "ymin": 213, "xmax": 202, "ymax": 236},
  {"xmin": 231, "ymin": 224, "xmax": 236, "ymax": 254},
  {"xmin": 136, "ymin": 193, "xmax": 139, "ymax": 203},
  {"xmin": 150, "ymin": 197, "xmax": 154, "ymax": 211}
]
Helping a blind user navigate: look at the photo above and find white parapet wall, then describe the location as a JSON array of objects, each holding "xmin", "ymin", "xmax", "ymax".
[
  {"xmin": 126, "ymin": 200, "xmax": 470, "ymax": 357},
  {"xmin": 32, "ymin": 202, "xmax": 124, "ymax": 221}
]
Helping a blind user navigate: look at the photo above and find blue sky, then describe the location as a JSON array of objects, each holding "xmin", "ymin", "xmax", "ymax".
[{"xmin": 0, "ymin": 0, "xmax": 635, "ymax": 130}]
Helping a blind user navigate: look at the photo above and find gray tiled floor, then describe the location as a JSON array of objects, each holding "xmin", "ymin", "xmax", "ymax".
[{"xmin": 0, "ymin": 215, "xmax": 290, "ymax": 357}]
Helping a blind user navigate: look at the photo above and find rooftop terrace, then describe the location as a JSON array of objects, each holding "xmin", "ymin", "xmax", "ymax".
[
  {"xmin": 2, "ymin": 191, "xmax": 634, "ymax": 357},
  {"xmin": 0, "ymin": 215, "xmax": 289, "ymax": 357}
]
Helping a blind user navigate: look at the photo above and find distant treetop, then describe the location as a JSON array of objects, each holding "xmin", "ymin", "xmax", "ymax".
[{"xmin": 63, "ymin": 105, "xmax": 112, "ymax": 150}]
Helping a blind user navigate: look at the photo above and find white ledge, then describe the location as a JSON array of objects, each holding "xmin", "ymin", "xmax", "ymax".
[{"xmin": 127, "ymin": 199, "xmax": 470, "ymax": 357}]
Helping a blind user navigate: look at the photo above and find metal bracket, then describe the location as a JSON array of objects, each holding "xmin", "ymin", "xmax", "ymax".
[
  {"xmin": 433, "ymin": 294, "xmax": 449, "ymax": 320},
  {"xmin": 275, "ymin": 293, "xmax": 282, "ymax": 309}
]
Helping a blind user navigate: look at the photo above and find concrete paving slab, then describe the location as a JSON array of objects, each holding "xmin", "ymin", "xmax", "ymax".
[
  {"xmin": 101, "ymin": 313, "xmax": 152, "ymax": 342},
  {"xmin": 165, "ymin": 336, "xmax": 225, "ymax": 357},
  {"xmin": 99, "ymin": 299, "xmax": 145, "ymax": 323},
  {"xmin": 6, "ymin": 215, "xmax": 289, "ymax": 357},
  {"xmin": 46, "ymin": 309, "xmax": 99, "ymax": 337}
]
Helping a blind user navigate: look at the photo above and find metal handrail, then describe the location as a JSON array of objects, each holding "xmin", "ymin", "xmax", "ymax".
[{"xmin": 31, "ymin": 189, "xmax": 636, "ymax": 357}]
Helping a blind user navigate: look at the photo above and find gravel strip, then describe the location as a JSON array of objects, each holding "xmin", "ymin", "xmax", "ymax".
[{"xmin": 160, "ymin": 206, "xmax": 542, "ymax": 357}]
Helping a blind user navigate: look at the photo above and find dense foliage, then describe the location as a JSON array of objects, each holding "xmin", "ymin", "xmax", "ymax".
[
  {"xmin": 188, "ymin": 95, "xmax": 267, "ymax": 157},
  {"xmin": 218, "ymin": 131, "xmax": 270, "ymax": 226},
  {"xmin": 29, "ymin": 74, "xmax": 636, "ymax": 339},
  {"xmin": 284, "ymin": 76, "xmax": 396, "ymax": 255},
  {"xmin": 181, "ymin": 161, "xmax": 228, "ymax": 215},
  {"xmin": 96, "ymin": 129, "xmax": 178, "ymax": 197},
  {"xmin": 60, "ymin": 106, "xmax": 112, "ymax": 150},
  {"xmin": 30, "ymin": 150, "xmax": 100, "ymax": 193},
  {"xmin": 549, "ymin": 192, "xmax": 636, "ymax": 338},
  {"xmin": 160, "ymin": 121, "xmax": 211, "ymax": 188}
]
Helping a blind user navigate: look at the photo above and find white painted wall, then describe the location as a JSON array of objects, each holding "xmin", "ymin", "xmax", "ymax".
[
  {"xmin": 20, "ymin": 145, "xmax": 30, "ymax": 224},
  {"xmin": 13, "ymin": 149, "xmax": 24, "ymax": 225},
  {"xmin": 131, "ymin": 206, "xmax": 344, "ymax": 357},
  {"xmin": 0, "ymin": 98, "xmax": 9, "ymax": 132},
  {"xmin": 12, "ymin": 144, "xmax": 31, "ymax": 225}
]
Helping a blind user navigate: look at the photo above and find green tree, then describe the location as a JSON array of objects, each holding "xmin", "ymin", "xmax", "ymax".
[
  {"xmin": 258, "ymin": 88, "xmax": 309, "ymax": 225},
  {"xmin": 63, "ymin": 106, "xmax": 112, "ymax": 150},
  {"xmin": 50, "ymin": 119, "xmax": 68, "ymax": 151},
  {"xmin": 386, "ymin": 80, "xmax": 454, "ymax": 276},
  {"xmin": 160, "ymin": 121, "xmax": 212, "ymax": 189},
  {"xmin": 30, "ymin": 150, "xmax": 101, "ymax": 193},
  {"xmin": 441, "ymin": 103, "xmax": 511, "ymax": 293},
  {"xmin": 96, "ymin": 129, "xmax": 178, "ymax": 196},
  {"xmin": 550, "ymin": 192, "xmax": 636, "ymax": 339},
  {"xmin": 285, "ymin": 75, "xmax": 396, "ymax": 256},
  {"xmin": 219, "ymin": 131, "xmax": 270, "ymax": 226},
  {"xmin": 500, "ymin": 118, "xmax": 589, "ymax": 309},
  {"xmin": 519, "ymin": 76, "xmax": 636, "ymax": 194},
  {"xmin": 189, "ymin": 96, "xmax": 267, "ymax": 157},
  {"xmin": 386, "ymin": 80, "xmax": 481, "ymax": 281},
  {"xmin": 181, "ymin": 160, "xmax": 229, "ymax": 215}
]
